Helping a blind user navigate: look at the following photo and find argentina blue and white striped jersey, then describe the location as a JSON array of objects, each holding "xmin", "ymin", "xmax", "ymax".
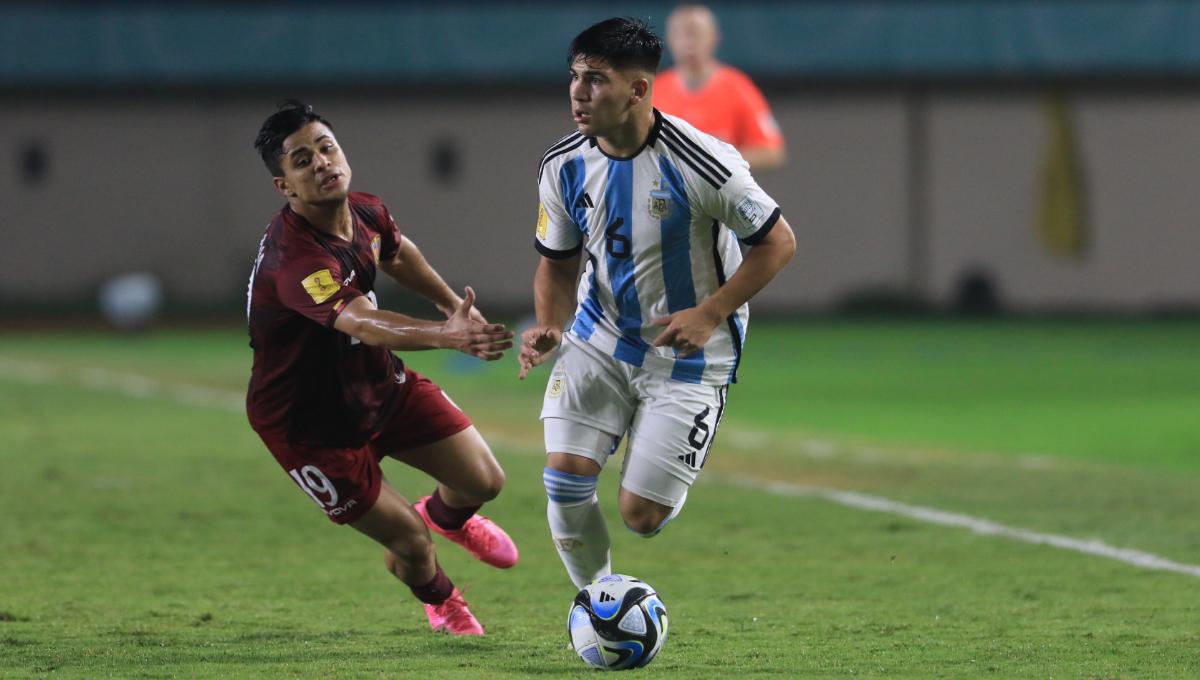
[{"xmin": 535, "ymin": 110, "xmax": 781, "ymax": 386}]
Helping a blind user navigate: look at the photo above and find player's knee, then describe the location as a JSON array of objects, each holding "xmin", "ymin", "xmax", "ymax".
[
  {"xmin": 479, "ymin": 466, "xmax": 505, "ymax": 502},
  {"xmin": 620, "ymin": 509, "xmax": 666, "ymax": 537}
]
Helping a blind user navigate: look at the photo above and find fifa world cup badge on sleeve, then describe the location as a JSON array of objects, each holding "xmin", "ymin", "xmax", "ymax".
[
  {"xmin": 537, "ymin": 203, "xmax": 549, "ymax": 239},
  {"xmin": 301, "ymin": 269, "xmax": 341, "ymax": 304}
]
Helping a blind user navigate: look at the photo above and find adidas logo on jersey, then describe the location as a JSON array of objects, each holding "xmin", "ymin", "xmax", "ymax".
[{"xmin": 574, "ymin": 192, "xmax": 594, "ymax": 209}]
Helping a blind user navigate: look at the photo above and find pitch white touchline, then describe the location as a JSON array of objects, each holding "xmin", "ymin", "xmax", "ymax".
[
  {"xmin": 728, "ymin": 476, "xmax": 1200, "ymax": 579},
  {"xmin": 0, "ymin": 357, "xmax": 245, "ymax": 413},
  {"xmin": 4, "ymin": 356, "xmax": 1198, "ymax": 579}
]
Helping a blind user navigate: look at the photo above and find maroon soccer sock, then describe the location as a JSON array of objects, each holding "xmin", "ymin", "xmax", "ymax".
[
  {"xmin": 410, "ymin": 563, "xmax": 455, "ymax": 605},
  {"xmin": 425, "ymin": 488, "xmax": 481, "ymax": 531}
]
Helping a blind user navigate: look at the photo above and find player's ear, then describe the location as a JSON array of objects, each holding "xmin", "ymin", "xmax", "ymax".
[
  {"xmin": 630, "ymin": 77, "xmax": 650, "ymax": 104},
  {"xmin": 273, "ymin": 176, "xmax": 294, "ymax": 198}
]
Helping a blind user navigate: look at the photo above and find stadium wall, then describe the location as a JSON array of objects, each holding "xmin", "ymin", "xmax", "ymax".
[{"xmin": 2, "ymin": 92, "xmax": 1198, "ymax": 315}]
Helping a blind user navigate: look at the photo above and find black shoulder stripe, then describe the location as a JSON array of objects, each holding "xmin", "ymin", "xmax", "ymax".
[
  {"xmin": 535, "ymin": 239, "xmax": 583, "ymax": 259},
  {"xmin": 661, "ymin": 127, "xmax": 728, "ymax": 188},
  {"xmin": 538, "ymin": 130, "xmax": 584, "ymax": 168},
  {"xmin": 662, "ymin": 119, "xmax": 732, "ymax": 179},
  {"xmin": 537, "ymin": 136, "xmax": 588, "ymax": 181},
  {"xmin": 660, "ymin": 137, "xmax": 723, "ymax": 190}
]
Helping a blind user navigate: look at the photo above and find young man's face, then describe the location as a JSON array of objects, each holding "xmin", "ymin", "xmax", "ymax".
[
  {"xmin": 569, "ymin": 56, "xmax": 645, "ymax": 138},
  {"xmin": 273, "ymin": 121, "xmax": 352, "ymax": 206}
]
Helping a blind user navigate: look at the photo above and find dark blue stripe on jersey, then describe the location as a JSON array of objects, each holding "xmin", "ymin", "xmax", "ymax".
[
  {"xmin": 572, "ymin": 253, "xmax": 604, "ymax": 340},
  {"xmin": 560, "ymin": 155, "xmax": 590, "ymax": 237},
  {"xmin": 711, "ymin": 220, "xmax": 743, "ymax": 383},
  {"xmin": 604, "ymin": 159, "xmax": 649, "ymax": 367},
  {"xmin": 659, "ymin": 156, "xmax": 706, "ymax": 384}
]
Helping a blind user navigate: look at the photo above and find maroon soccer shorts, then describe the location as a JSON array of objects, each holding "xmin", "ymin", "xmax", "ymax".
[{"xmin": 256, "ymin": 367, "xmax": 472, "ymax": 525}]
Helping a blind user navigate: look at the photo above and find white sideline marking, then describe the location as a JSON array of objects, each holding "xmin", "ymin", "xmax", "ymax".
[
  {"xmin": 731, "ymin": 476, "xmax": 1200, "ymax": 579},
  {"xmin": 4, "ymin": 356, "xmax": 1199, "ymax": 579},
  {"xmin": 0, "ymin": 357, "xmax": 244, "ymax": 413}
]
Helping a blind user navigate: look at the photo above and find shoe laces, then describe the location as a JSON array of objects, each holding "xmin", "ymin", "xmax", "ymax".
[
  {"xmin": 461, "ymin": 516, "xmax": 497, "ymax": 551},
  {"xmin": 437, "ymin": 591, "xmax": 476, "ymax": 629}
]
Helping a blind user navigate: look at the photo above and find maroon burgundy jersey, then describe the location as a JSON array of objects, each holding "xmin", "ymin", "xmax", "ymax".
[{"xmin": 246, "ymin": 191, "xmax": 405, "ymax": 448}]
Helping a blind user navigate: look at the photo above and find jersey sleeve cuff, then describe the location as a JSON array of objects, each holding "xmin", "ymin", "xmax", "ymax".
[
  {"xmin": 535, "ymin": 239, "xmax": 583, "ymax": 259},
  {"xmin": 323, "ymin": 293, "xmax": 362, "ymax": 327},
  {"xmin": 739, "ymin": 207, "xmax": 781, "ymax": 246}
]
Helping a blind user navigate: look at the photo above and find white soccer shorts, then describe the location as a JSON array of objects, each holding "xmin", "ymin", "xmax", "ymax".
[{"xmin": 541, "ymin": 334, "xmax": 729, "ymax": 506}]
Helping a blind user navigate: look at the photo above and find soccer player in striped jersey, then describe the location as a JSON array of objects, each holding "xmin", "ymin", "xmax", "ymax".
[{"xmin": 518, "ymin": 18, "xmax": 796, "ymax": 589}]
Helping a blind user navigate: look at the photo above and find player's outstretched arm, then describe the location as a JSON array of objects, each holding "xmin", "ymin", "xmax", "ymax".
[
  {"xmin": 518, "ymin": 254, "xmax": 581, "ymax": 379},
  {"xmin": 652, "ymin": 215, "xmax": 796, "ymax": 357},
  {"xmin": 380, "ymin": 236, "xmax": 488, "ymax": 323},
  {"xmin": 334, "ymin": 289, "xmax": 513, "ymax": 360}
]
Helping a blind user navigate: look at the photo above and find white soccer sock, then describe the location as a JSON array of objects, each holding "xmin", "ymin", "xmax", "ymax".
[{"xmin": 544, "ymin": 467, "xmax": 611, "ymax": 589}]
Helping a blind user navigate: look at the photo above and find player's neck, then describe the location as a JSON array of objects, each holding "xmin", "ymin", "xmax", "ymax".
[
  {"xmin": 597, "ymin": 107, "xmax": 656, "ymax": 159},
  {"xmin": 292, "ymin": 200, "xmax": 353, "ymax": 241}
]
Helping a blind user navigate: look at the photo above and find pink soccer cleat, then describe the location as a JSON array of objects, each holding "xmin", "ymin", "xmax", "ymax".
[
  {"xmin": 414, "ymin": 496, "xmax": 519, "ymax": 569},
  {"xmin": 423, "ymin": 589, "xmax": 484, "ymax": 636}
]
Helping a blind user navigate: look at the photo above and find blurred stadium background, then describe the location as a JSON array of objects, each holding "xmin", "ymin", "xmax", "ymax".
[
  {"xmin": 3, "ymin": 0, "xmax": 1198, "ymax": 318},
  {"xmin": 3, "ymin": 2, "xmax": 1200, "ymax": 677}
]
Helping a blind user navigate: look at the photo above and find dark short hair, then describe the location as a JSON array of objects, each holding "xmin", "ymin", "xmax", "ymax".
[
  {"xmin": 253, "ymin": 99, "xmax": 333, "ymax": 176},
  {"xmin": 567, "ymin": 17, "xmax": 663, "ymax": 73}
]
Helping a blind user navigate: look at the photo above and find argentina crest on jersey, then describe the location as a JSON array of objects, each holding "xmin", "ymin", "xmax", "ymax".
[{"xmin": 648, "ymin": 176, "xmax": 672, "ymax": 220}]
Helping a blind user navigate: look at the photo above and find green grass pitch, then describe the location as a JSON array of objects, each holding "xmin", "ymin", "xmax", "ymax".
[{"xmin": 1, "ymin": 319, "xmax": 1198, "ymax": 677}]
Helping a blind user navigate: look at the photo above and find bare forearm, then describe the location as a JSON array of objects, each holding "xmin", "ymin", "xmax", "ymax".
[
  {"xmin": 534, "ymin": 257, "xmax": 580, "ymax": 329},
  {"xmin": 348, "ymin": 308, "xmax": 448, "ymax": 350}
]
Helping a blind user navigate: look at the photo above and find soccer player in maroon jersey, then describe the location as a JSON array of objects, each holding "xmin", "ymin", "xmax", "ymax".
[{"xmin": 246, "ymin": 101, "xmax": 517, "ymax": 635}]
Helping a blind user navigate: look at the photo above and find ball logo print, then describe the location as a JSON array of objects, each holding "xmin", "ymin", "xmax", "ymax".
[{"xmin": 568, "ymin": 574, "xmax": 668, "ymax": 670}]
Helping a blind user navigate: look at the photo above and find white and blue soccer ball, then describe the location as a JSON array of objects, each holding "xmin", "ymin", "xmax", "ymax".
[{"xmin": 568, "ymin": 574, "xmax": 668, "ymax": 670}]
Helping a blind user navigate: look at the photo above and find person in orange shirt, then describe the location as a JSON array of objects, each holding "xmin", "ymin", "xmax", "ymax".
[{"xmin": 653, "ymin": 4, "xmax": 786, "ymax": 170}]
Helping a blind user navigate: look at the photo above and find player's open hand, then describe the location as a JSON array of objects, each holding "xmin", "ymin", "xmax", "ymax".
[
  {"xmin": 439, "ymin": 293, "xmax": 488, "ymax": 325},
  {"xmin": 651, "ymin": 306, "xmax": 723, "ymax": 358},
  {"xmin": 444, "ymin": 287, "xmax": 513, "ymax": 361},
  {"xmin": 518, "ymin": 325, "xmax": 562, "ymax": 380}
]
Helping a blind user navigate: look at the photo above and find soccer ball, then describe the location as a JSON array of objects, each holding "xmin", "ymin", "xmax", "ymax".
[{"xmin": 568, "ymin": 574, "xmax": 668, "ymax": 670}]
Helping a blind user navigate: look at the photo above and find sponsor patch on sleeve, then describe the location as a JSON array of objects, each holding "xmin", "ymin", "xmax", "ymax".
[
  {"xmin": 301, "ymin": 268, "xmax": 340, "ymax": 304},
  {"xmin": 736, "ymin": 196, "xmax": 765, "ymax": 225},
  {"xmin": 536, "ymin": 203, "xmax": 549, "ymax": 240}
]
